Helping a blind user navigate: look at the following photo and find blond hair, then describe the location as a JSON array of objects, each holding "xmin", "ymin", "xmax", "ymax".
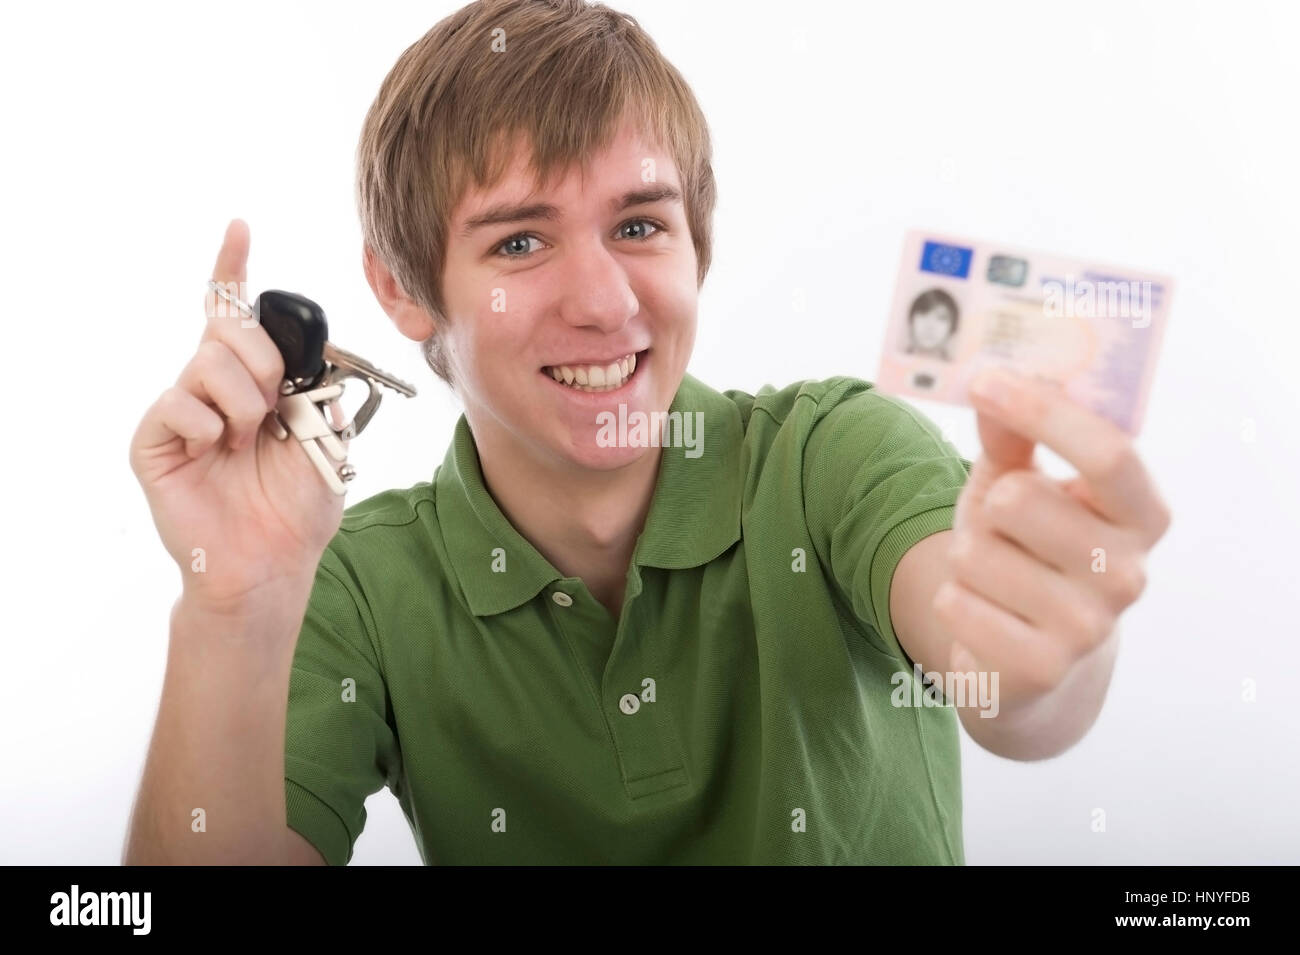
[{"xmin": 355, "ymin": 0, "xmax": 717, "ymax": 387}]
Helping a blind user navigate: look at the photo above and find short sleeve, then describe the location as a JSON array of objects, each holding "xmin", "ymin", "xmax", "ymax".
[
  {"xmin": 284, "ymin": 547, "xmax": 402, "ymax": 865},
  {"xmin": 803, "ymin": 383, "xmax": 973, "ymax": 665}
]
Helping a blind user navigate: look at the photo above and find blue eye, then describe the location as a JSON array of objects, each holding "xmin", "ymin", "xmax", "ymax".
[
  {"xmin": 497, "ymin": 234, "xmax": 540, "ymax": 257},
  {"xmin": 617, "ymin": 219, "xmax": 660, "ymax": 241},
  {"xmin": 492, "ymin": 218, "xmax": 664, "ymax": 259}
]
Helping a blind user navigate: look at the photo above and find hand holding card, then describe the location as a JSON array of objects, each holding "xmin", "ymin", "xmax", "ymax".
[{"xmin": 886, "ymin": 231, "xmax": 1176, "ymax": 740}]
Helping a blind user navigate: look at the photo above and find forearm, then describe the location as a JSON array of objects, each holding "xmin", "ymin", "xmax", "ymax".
[
  {"xmin": 123, "ymin": 589, "xmax": 310, "ymax": 864},
  {"xmin": 958, "ymin": 625, "xmax": 1121, "ymax": 761}
]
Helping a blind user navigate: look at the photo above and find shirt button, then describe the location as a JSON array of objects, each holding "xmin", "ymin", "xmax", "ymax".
[
  {"xmin": 619, "ymin": 693, "xmax": 640, "ymax": 715},
  {"xmin": 552, "ymin": 591, "xmax": 573, "ymax": 607}
]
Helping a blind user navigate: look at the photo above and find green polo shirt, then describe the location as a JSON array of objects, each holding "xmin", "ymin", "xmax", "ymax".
[{"xmin": 284, "ymin": 372, "xmax": 974, "ymax": 865}]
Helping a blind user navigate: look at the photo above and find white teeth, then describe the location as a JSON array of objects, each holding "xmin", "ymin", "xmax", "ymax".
[{"xmin": 545, "ymin": 352, "xmax": 641, "ymax": 392}]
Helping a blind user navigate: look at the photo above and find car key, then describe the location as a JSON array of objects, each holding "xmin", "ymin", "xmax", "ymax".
[
  {"xmin": 250, "ymin": 289, "xmax": 416, "ymax": 439},
  {"xmin": 251, "ymin": 290, "xmax": 416, "ymax": 394},
  {"xmin": 206, "ymin": 281, "xmax": 417, "ymax": 493}
]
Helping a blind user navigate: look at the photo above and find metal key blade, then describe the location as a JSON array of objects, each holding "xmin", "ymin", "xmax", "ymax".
[
  {"xmin": 276, "ymin": 385, "xmax": 355, "ymax": 496},
  {"xmin": 322, "ymin": 342, "xmax": 417, "ymax": 397}
]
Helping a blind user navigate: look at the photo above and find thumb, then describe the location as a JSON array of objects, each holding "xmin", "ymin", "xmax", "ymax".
[
  {"xmin": 206, "ymin": 218, "xmax": 250, "ymax": 320},
  {"xmin": 975, "ymin": 408, "xmax": 1036, "ymax": 473},
  {"xmin": 211, "ymin": 218, "xmax": 249, "ymax": 285}
]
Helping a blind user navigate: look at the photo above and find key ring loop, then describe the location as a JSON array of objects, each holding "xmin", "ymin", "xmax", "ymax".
[
  {"xmin": 206, "ymin": 279, "xmax": 255, "ymax": 318},
  {"xmin": 321, "ymin": 367, "xmax": 384, "ymax": 440}
]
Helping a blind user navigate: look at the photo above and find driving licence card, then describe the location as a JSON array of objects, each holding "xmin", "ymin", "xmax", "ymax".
[{"xmin": 874, "ymin": 229, "xmax": 1172, "ymax": 435}]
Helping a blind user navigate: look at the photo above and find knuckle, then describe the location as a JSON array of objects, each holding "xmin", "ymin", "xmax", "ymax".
[
  {"xmin": 1009, "ymin": 470, "xmax": 1042, "ymax": 498},
  {"xmin": 156, "ymin": 386, "xmax": 186, "ymax": 418},
  {"xmin": 259, "ymin": 334, "xmax": 287, "ymax": 382},
  {"xmin": 195, "ymin": 338, "xmax": 235, "ymax": 369},
  {"xmin": 1023, "ymin": 655, "xmax": 1061, "ymax": 696},
  {"xmin": 1070, "ymin": 601, "xmax": 1111, "ymax": 648},
  {"xmin": 232, "ymin": 400, "xmax": 266, "ymax": 428},
  {"xmin": 155, "ymin": 385, "xmax": 179, "ymax": 410},
  {"xmin": 233, "ymin": 345, "xmax": 282, "ymax": 399},
  {"xmin": 200, "ymin": 405, "xmax": 224, "ymax": 440},
  {"xmin": 933, "ymin": 581, "xmax": 962, "ymax": 620},
  {"xmin": 1116, "ymin": 560, "xmax": 1147, "ymax": 605},
  {"xmin": 1153, "ymin": 498, "xmax": 1173, "ymax": 539},
  {"xmin": 1097, "ymin": 439, "xmax": 1134, "ymax": 482},
  {"xmin": 242, "ymin": 334, "xmax": 286, "ymax": 399},
  {"xmin": 948, "ymin": 532, "xmax": 978, "ymax": 578},
  {"xmin": 986, "ymin": 475, "xmax": 1026, "ymax": 513},
  {"xmin": 230, "ymin": 381, "xmax": 268, "ymax": 420}
]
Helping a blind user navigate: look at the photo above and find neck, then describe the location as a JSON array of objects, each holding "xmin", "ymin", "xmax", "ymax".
[{"xmin": 471, "ymin": 418, "xmax": 663, "ymax": 586}]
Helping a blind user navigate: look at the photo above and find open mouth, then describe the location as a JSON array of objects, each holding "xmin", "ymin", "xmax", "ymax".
[{"xmin": 540, "ymin": 349, "xmax": 649, "ymax": 394}]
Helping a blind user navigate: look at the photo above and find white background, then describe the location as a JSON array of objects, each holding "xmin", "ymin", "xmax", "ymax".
[{"xmin": 1, "ymin": 0, "xmax": 1296, "ymax": 865}]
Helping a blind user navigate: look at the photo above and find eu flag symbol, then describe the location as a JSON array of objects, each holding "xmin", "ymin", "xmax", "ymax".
[{"xmin": 919, "ymin": 241, "xmax": 973, "ymax": 279}]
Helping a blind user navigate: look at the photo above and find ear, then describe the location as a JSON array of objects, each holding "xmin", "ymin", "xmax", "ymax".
[{"xmin": 362, "ymin": 244, "xmax": 439, "ymax": 344}]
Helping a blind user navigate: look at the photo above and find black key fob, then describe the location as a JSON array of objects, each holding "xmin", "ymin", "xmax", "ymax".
[{"xmin": 253, "ymin": 289, "xmax": 329, "ymax": 390}]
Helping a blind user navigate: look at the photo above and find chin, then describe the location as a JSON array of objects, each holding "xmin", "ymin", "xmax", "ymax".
[{"xmin": 556, "ymin": 431, "xmax": 658, "ymax": 472}]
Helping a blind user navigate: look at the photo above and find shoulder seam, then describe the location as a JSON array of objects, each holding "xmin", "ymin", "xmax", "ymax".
[
  {"xmin": 749, "ymin": 376, "xmax": 858, "ymax": 430},
  {"xmin": 338, "ymin": 485, "xmax": 435, "ymax": 534},
  {"xmin": 814, "ymin": 379, "xmax": 963, "ymax": 464}
]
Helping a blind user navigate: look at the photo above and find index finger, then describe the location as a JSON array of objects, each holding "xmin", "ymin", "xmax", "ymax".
[
  {"xmin": 968, "ymin": 368, "xmax": 1168, "ymax": 538},
  {"xmin": 205, "ymin": 218, "xmax": 251, "ymax": 321}
]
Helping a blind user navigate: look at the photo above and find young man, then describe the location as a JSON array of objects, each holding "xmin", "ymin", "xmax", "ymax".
[{"xmin": 125, "ymin": 0, "xmax": 1170, "ymax": 866}]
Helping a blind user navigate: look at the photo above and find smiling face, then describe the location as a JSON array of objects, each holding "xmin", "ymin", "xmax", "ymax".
[
  {"xmin": 911, "ymin": 305, "xmax": 956, "ymax": 350},
  {"xmin": 437, "ymin": 118, "xmax": 699, "ymax": 474}
]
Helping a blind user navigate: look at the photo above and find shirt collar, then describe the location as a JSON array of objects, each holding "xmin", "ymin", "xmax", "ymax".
[{"xmin": 435, "ymin": 372, "xmax": 745, "ymax": 617}]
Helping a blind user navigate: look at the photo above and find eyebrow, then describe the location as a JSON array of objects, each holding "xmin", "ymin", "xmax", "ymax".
[{"xmin": 459, "ymin": 184, "xmax": 683, "ymax": 237}]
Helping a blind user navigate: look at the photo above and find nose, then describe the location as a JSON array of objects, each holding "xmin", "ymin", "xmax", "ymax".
[{"xmin": 555, "ymin": 237, "xmax": 639, "ymax": 332}]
